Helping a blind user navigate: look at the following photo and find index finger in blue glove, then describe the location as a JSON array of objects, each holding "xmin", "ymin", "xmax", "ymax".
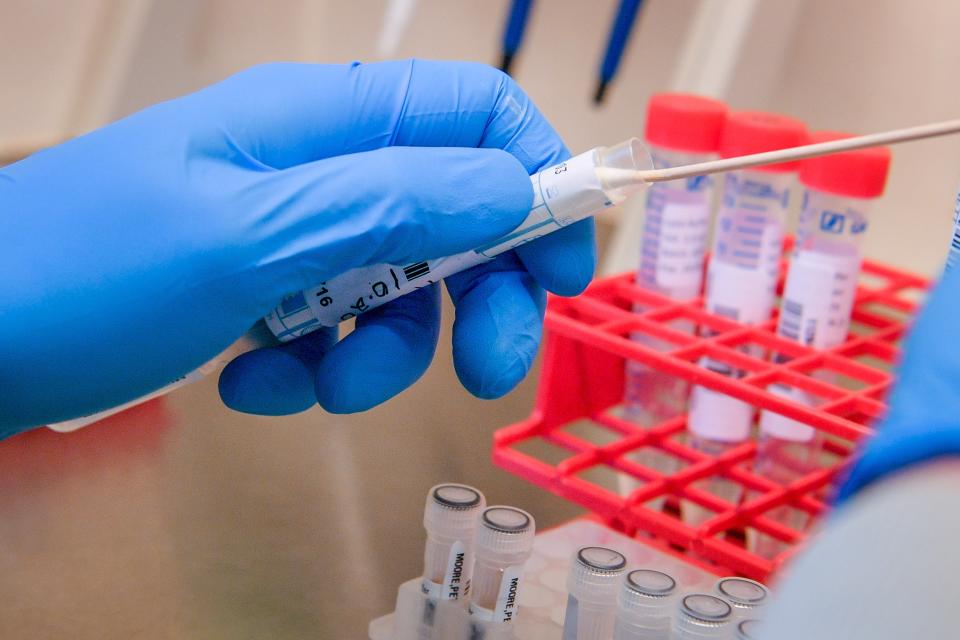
[
  {"xmin": 206, "ymin": 60, "xmax": 596, "ymax": 298},
  {"xmin": 203, "ymin": 60, "xmax": 568, "ymax": 172},
  {"xmin": 230, "ymin": 145, "xmax": 533, "ymax": 314}
]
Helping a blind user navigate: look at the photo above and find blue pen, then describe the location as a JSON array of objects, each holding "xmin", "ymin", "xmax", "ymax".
[
  {"xmin": 499, "ymin": 0, "xmax": 535, "ymax": 76},
  {"xmin": 595, "ymin": 0, "xmax": 644, "ymax": 104}
]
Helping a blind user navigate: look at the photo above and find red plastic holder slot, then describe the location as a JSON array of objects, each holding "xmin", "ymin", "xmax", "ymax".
[{"xmin": 492, "ymin": 253, "xmax": 929, "ymax": 581}]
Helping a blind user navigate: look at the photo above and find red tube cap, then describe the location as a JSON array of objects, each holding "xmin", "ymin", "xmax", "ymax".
[
  {"xmin": 719, "ymin": 111, "xmax": 808, "ymax": 172},
  {"xmin": 800, "ymin": 131, "xmax": 892, "ymax": 199},
  {"xmin": 645, "ymin": 93, "xmax": 728, "ymax": 154}
]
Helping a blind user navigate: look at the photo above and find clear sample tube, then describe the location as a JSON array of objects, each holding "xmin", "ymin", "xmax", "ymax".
[
  {"xmin": 752, "ymin": 132, "xmax": 891, "ymax": 557},
  {"xmin": 623, "ymin": 93, "xmax": 727, "ymax": 501},
  {"xmin": 396, "ymin": 484, "xmax": 484, "ymax": 639},
  {"xmin": 685, "ymin": 112, "xmax": 807, "ymax": 527},
  {"xmin": 469, "ymin": 506, "xmax": 536, "ymax": 629},
  {"xmin": 672, "ymin": 593, "xmax": 732, "ymax": 639},
  {"xmin": 735, "ymin": 619, "xmax": 762, "ymax": 640},
  {"xmin": 614, "ymin": 569, "xmax": 678, "ymax": 640},
  {"xmin": 422, "ymin": 484, "xmax": 486, "ymax": 602},
  {"xmin": 713, "ymin": 577, "xmax": 769, "ymax": 619},
  {"xmin": 49, "ymin": 140, "xmax": 653, "ymax": 432},
  {"xmin": 562, "ymin": 546, "xmax": 628, "ymax": 640}
]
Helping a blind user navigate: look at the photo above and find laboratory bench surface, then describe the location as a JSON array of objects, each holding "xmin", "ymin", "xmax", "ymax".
[{"xmin": 0, "ymin": 322, "xmax": 583, "ymax": 639}]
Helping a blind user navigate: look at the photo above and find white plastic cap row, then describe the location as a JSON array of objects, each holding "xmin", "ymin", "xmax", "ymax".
[{"xmin": 423, "ymin": 484, "xmax": 536, "ymax": 565}]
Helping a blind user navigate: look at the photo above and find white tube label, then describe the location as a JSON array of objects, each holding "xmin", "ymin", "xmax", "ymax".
[
  {"xmin": 469, "ymin": 564, "xmax": 524, "ymax": 623},
  {"xmin": 441, "ymin": 541, "xmax": 469, "ymax": 600},
  {"xmin": 759, "ymin": 250, "xmax": 861, "ymax": 441},
  {"xmin": 687, "ymin": 259, "xmax": 778, "ymax": 442},
  {"xmin": 265, "ymin": 149, "xmax": 612, "ymax": 340}
]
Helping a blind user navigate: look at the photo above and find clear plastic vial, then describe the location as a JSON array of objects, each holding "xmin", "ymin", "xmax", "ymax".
[
  {"xmin": 562, "ymin": 546, "xmax": 628, "ymax": 640},
  {"xmin": 614, "ymin": 568, "xmax": 678, "ymax": 640},
  {"xmin": 685, "ymin": 111, "xmax": 807, "ymax": 527},
  {"xmin": 469, "ymin": 506, "xmax": 536, "ymax": 627},
  {"xmin": 713, "ymin": 577, "xmax": 769, "ymax": 619},
  {"xmin": 422, "ymin": 484, "xmax": 486, "ymax": 601},
  {"xmin": 623, "ymin": 93, "xmax": 727, "ymax": 502},
  {"xmin": 671, "ymin": 593, "xmax": 733, "ymax": 639},
  {"xmin": 752, "ymin": 132, "xmax": 891, "ymax": 557}
]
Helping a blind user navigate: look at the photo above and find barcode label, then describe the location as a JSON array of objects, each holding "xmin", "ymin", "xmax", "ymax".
[
  {"xmin": 402, "ymin": 261, "xmax": 430, "ymax": 281},
  {"xmin": 779, "ymin": 298, "xmax": 817, "ymax": 344}
]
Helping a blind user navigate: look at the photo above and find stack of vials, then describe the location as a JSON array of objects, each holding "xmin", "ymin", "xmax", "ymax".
[
  {"xmin": 562, "ymin": 544, "xmax": 768, "ymax": 640},
  {"xmin": 386, "ymin": 483, "xmax": 770, "ymax": 640}
]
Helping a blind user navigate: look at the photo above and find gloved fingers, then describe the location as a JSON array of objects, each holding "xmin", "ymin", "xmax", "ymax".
[
  {"xmin": 315, "ymin": 283, "xmax": 441, "ymax": 413},
  {"xmin": 204, "ymin": 60, "xmax": 569, "ymax": 173},
  {"xmin": 444, "ymin": 253, "xmax": 545, "ymax": 399},
  {"xmin": 238, "ymin": 145, "xmax": 532, "ymax": 305},
  {"xmin": 879, "ymin": 265, "xmax": 960, "ymax": 430},
  {"xmin": 514, "ymin": 219, "xmax": 596, "ymax": 297},
  {"xmin": 837, "ymin": 265, "xmax": 960, "ymax": 500},
  {"xmin": 218, "ymin": 326, "xmax": 337, "ymax": 415}
]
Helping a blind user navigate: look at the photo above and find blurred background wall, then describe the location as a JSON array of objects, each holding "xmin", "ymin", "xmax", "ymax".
[{"xmin": 1, "ymin": 2, "xmax": 958, "ymax": 638}]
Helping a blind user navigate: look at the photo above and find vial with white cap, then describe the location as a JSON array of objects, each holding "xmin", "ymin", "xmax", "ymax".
[
  {"xmin": 468, "ymin": 506, "xmax": 536, "ymax": 628},
  {"xmin": 613, "ymin": 568, "xmax": 678, "ymax": 640},
  {"xmin": 735, "ymin": 619, "xmax": 762, "ymax": 640},
  {"xmin": 562, "ymin": 546, "xmax": 628, "ymax": 640},
  {"xmin": 422, "ymin": 484, "xmax": 486, "ymax": 602},
  {"xmin": 685, "ymin": 111, "xmax": 807, "ymax": 527},
  {"xmin": 672, "ymin": 593, "xmax": 733, "ymax": 639},
  {"xmin": 752, "ymin": 133, "xmax": 892, "ymax": 557},
  {"xmin": 713, "ymin": 577, "xmax": 769, "ymax": 619}
]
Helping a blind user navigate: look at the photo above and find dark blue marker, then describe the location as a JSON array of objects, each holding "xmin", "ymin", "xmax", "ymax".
[
  {"xmin": 499, "ymin": 0, "xmax": 535, "ymax": 76},
  {"xmin": 595, "ymin": 0, "xmax": 644, "ymax": 104}
]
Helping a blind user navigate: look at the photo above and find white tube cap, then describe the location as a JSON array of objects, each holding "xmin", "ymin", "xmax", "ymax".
[
  {"xmin": 423, "ymin": 484, "xmax": 485, "ymax": 539},
  {"xmin": 475, "ymin": 506, "xmax": 536, "ymax": 565},
  {"xmin": 715, "ymin": 577, "xmax": 770, "ymax": 611},
  {"xmin": 566, "ymin": 546, "xmax": 627, "ymax": 604}
]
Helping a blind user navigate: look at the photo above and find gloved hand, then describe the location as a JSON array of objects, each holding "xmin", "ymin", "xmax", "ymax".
[
  {"xmin": 0, "ymin": 60, "xmax": 595, "ymax": 435},
  {"xmin": 838, "ymin": 262, "xmax": 960, "ymax": 501}
]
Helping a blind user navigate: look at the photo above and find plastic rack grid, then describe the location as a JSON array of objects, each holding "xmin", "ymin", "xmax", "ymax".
[{"xmin": 492, "ymin": 245, "xmax": 929, "ymax": 581}]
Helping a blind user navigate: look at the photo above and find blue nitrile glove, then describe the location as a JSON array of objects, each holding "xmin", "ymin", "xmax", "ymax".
[
  {"xmin": 838, "ymin": 263, "xmax": 960, "ymax": 501},
  {"xmin": 0, "ymin": 60, "xmax": 595, "ymax": 434}
]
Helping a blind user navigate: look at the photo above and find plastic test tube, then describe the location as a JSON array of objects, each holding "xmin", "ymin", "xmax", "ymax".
[
  {"xmin": 684, "ymin": 112, "xmax": 807, "ymax": 526},
  {"xmin": 713, "ymin": 577, "xmax": 769, "ymax": 620},
  {"xmin": 672, "ymin": 593, "xmax": 733, "ymax": 639},
  {"xmin": 468, "ymin": 506, "xmax": 536, "ymax": 631},
  {"xmin": 613, "ymin": 568, "xmax": 678, "ymax": 640},
  {"xmin": 422, "ymin": 484, "xmax": 486, "ymax": 602},
  {"xmin": 562, "ymin": 546, "xmax": 628, "ymax": 640},
  {"xmin": 751, "ymin": 132, "xmax": 892, "ymax": 557},
  {"xmin": 48, "ymin": 140, "xmax": 651, "ymax": 433},
  {"xmin": 622, "ymin": 93, "xmax": 727, "ymax": 498}
]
